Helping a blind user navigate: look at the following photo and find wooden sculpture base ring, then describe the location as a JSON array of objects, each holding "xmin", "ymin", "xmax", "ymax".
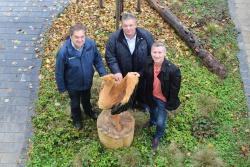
[{"xmin": 97, "ymin": 110, "xmax": 135, "ymax": 149}]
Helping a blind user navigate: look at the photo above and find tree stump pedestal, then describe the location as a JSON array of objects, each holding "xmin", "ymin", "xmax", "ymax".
[{"xmin": 97, "ymin": 110, "xmax": 135, "ymax": 149}]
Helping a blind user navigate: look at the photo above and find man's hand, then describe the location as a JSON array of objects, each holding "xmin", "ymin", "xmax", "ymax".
[{"xmin": 114, "ymin": 73, "xmax": 123, "ymax": 82}]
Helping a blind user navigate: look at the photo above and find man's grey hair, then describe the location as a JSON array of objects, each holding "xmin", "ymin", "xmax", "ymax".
[
  {"xmin": 121, "ymin": 12, "xmax": 137, "ymax": 22},
  {"xmin": 69, "ymin": 23, "xmax": 87, "ymax": 36},
  {"xmin": 151, "ymin": 41, "xmax": 167, "ymax": 52}
]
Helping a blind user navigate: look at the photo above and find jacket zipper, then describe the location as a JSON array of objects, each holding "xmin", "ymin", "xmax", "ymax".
[
  {"xmin": 133, "ymin": 38, "xmax": 143, "ymax": 71},
  {"xmin": 80, "ymin": 49, "xmax": 85, "ymax": 88}
]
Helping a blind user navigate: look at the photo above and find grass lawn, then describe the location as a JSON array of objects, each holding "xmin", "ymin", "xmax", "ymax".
[{"xmin": 27, "ymin": 0, "xmax": 250, "ymax": 166}]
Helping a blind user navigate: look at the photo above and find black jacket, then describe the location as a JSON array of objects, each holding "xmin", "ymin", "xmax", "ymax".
[
  {"xmin": 143, "ymin": 59, "xmax": 181, "ymax": 111},
  {"xmin": 105, "ymin": 28, "xmax": 154, "ymax": 76}
]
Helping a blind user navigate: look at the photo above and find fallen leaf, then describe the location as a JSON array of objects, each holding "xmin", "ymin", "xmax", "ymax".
[
  {"xmin": 4, "ymin": 99, "xmax": 9, "ymax": 103},
  {"xmin": 28, "ymin": 66, "xmax": 34, "ymax": 70},
  {"xmin": 12, "ymin": 40, "xmax": 21, "ymax": 45}
]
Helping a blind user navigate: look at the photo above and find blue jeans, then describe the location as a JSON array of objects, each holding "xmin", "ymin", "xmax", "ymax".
[
  {"xmin": 68, "ymin": 89, "xmax": 92, "ymax": 122},
  {"xmin": 149, "ymin": 97, "xmax": 167, "ymax": 139}
]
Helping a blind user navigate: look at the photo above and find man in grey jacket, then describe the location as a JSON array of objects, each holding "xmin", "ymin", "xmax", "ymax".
[{"xmin": 105, "ymin": 12, "xmax": 154, "ymax": 110}]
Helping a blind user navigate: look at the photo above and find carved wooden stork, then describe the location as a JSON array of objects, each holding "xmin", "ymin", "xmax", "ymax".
[{"xmin": 97, "ymin": 72, "xmax": 139, "ymax": 148}]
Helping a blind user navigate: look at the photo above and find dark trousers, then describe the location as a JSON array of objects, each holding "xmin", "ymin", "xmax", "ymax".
[{"xmin": 68, "ymin": 89, "xmax": 92, "ymax": 122}]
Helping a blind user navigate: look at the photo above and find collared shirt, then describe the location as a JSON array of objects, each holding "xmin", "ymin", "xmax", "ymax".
[
  {"xmin": 124, "ymin": 33, "xmax": 136, "ymax": 54},
  {"xmin": 71, "ymin": 41, "xmax": 83, "ymax": 53},
  {"xmin": 153, "ymin": 64, "xmax": 166, "ymax": 102}
]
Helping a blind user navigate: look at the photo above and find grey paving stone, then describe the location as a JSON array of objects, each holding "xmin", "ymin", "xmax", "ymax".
[
  {"xmin": 244, "ymin": 86, "xmax": 250, "ymax": 96},
  {"xmin": 0, "ymin": 89, "xmax": 13, "ymax": 97},
  {"xmin": 2, "ymin": 0, "xmax": 59, "ymax": 2},
  {"xmin": 0, "ymin": 66, "xmax": 37, "ymax": 74},
  {"xmin": 239, "ymin": 21, "xmax": 250, "ymax": 27},
  {"xmin": 0, "ymin": 27, "xmax": 42, "ymax": 35},
  {"xmin": 0, "ymin": 74, "xmax": 33, "ymax": 82},
  {"xmin": 239, "ymin": 62, "xmax": 249, "ymax": 72},
  {"xmin": 0, "ymin": 97, "xmax": 30, "ymax": 106},
  {"xmin": 0, "ymin": 112, "xmax": 28, "ymax": 123},
  {"xmin": 0, "ymin": 22, "xmax": 43, "ymax": 29},
  {"xmin": 0, "ymin": 105, "xmax": 14, "ymax": 112},
  {"xmin": 0, "ymin": 34, "xmax": 40, "ymax": 41},
  {"xmin": 0, "ymin": 1, "xmax": 57, "ymax": 7},
  {"xmin": 0, "ymin": 16, "xmax": 47, "ymax": 23},
  {"xmin": 0, "ymin": 115, "xmax": 4, "ymax": 122},
  {"xmin": 0, "ymin": 153, "xmax": 19, "ymax": 164},
  {"xmin": 240, "ymin": 70, "xmax": 250, "ymax": 79},
  {"xmin": 0, "ymin": 80, "xmax": 33, "ymax": 88},
  {"xmin": 0, "ymin": 123, "xmax": 26, "ymax": 133},
  {"xmin": 0, "ymin": 49, "xmax": 37, "ymax": 56},
  {"xmin": 0, "ymin": 49, "xmax": 35, "ymax": 54},
  {"xmin": 0, "ymin": 164, "xmax": 17, "ymax": 167},
  {"xmin": 0, "ymin": 59, "xmax": 36, "ymax": 66},
  {"xmin": 15, "ymin": 105, "xmax": 30, "ymax": 112},
  {"xmin": 0, "ymin": 40, "xmax": 36, "ymax": 48},
  {"xmin": 244, "ymin": 44, "xmax": 250, "ymax": 51},
  {"xmin": 0, "ymin": 105, "xmax": 30, "ymax": 112},
  {"xmin": 0, "ymin": 133, "xmax": 25, "ymax": 143},
  {"xmin": 237, "ymin": 52, "xmax": 247, "ymax": 62},
  {"xmin": 0, "ymin": 32, "xmax": 40, "ymax": 38},
  {"xmin": 0, "ymin": 89, "xmax": 31, "ymax": 98},
  {"xmin": 0, "ymin": 6, "xmax": 50, "ymax": 12},
  {"xmin": 5, "ymin": 105, "xmax": 26, "ymax": 112},
  {"xmin": 0, "ymin": 54, "xmax": 35, "ymax": 60},
  {"xmin": 0, "ymin": 143, "xmax": 23, "ymax": 153},
  {"xmin": 0, "ymin": 12, "xmax": 52, "ymax": 18},
  {"xmin": 242, "ymin": 78, "xmax": 250, "ymax": 86}
]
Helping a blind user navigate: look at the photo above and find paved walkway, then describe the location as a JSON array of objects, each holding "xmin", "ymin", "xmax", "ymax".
[
  {"xmin": 0, "ymin": 0, "xmax": 68, "ymax": 166},
  {"xmin": 229, "ymin": 0, "xmax": 250, "ymax": 112}
]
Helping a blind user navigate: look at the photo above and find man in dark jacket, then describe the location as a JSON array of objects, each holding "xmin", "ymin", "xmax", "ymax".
[
  {"xmin": 55, "ymin": 23, "xmax": 107, "ymax": 130},
  {"xmin": 143, "ymin": 41, "xmax": 181, "ymax": 151},
  {"xmin": 105, "ymin": 12, "xmax": 154, "ymax": 109}
]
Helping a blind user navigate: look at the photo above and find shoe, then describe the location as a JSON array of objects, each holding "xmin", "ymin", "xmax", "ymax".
[
  {"xmin": 143, "ymin": 120, "xmax": 153, "ymax": 128},
  {"xmin": 73, "ymin": 121, "xmax": 83, "ymax": 130},
  {"xmin": 152, "ymin": 138, "xmax": 159, "ymax": 151},
  {"xmin": 85, "ymin": 111, "xmax": 98, "ymax": 120}
]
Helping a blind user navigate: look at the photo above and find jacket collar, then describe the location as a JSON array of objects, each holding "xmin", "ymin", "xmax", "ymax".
[
  {"xmin": 160, "ymin": 59, "xmax": 169, "ymax": 72},
  {"xmin": 149, "ymin": 58, "xmax": 169, "ymax": 73},
  {"xmin": 65, "ymin": 37, "xmax": 89, "ymax": 56},
  {"xmin": 71, "ymin": 40, "xmax": 83, "ymax": 51}
]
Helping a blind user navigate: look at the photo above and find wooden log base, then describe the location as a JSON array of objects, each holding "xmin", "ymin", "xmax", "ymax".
[{"xmin": 97, "ymin": 110, "xmax": 135, "ymax": 149}]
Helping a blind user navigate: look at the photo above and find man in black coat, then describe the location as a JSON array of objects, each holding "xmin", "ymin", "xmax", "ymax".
[
  {"xmin": 105, "ymin": 12, "xmax": 154, "ymax": 109},
  {"xmin": 143, "ymin": 41, "xmax": 181, "ymax": 151}
]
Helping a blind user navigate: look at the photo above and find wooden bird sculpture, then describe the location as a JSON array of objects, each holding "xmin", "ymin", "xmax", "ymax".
[{"xmin": 98, "ymin": 72, "xmax": 139, "ymax": 132}]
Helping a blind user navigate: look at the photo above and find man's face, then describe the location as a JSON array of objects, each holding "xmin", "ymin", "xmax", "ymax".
[
  {"xmin": 71, "ymin": 30, "xmax": 85, "ymax": 49},
  {"xmin": 122, "ymin": 18, "xmax": 137, "ymax": 38},
  {"xmin": 151, "ymin": 46, "xmax": 166, "ymax": 65}
]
